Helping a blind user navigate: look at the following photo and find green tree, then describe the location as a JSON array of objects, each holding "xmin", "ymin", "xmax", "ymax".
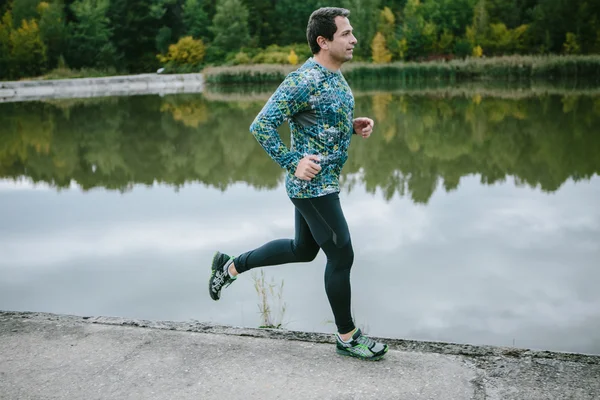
[
  {"xmin": 420, "ymin": 0, "xmax": 476, "ymax": 37},
  {"xmin": 0, "ymin": 11, "xmax": 13, "ymax": 79},
  {"xmin": 436, "ymin": 29, "xmax": 454, "ymax": 54},
  {"xmin": 526, "ymin": 0, "xmax": 600, "ymax": 54},
  {"xmin": 11, "ymin": 0, "xmax": 40, "ymax": 27},
  {"xmin": 107, "ymin": 0, "xmax": 161, "ymax": 72},
  {"xmin": 511, "ymin": 24, "xmax": 529, "ymax": 54},
  {"xmin": 563, "ymin": 32, "xmax": 580, "ymax": 54},
  {"xmin": 10, "ymin": 19, "xmax": 47, "ymax": 78},
  {"xmin": 400, "ymin": 0, "xmax": 429, "ymax": 60},
  {"xmin": 273, "ymin": 0, "xmax": 319, "ymax": 46},
  {"xmin": 377, "ymin": 6, "xmax": 397, "ymax": 58},
  {"xmin": 467, "ymin": 0, "xmax": 489, "ymax": 50},
  {"xmin": 182, "ymin": 0, "xmax": 211, "ymax": 41},
  {"xmin": 486, "ymin": 0, "xmax": 529, "ymax": 29},
  {"xmin": 578, "ymin": 1, "xmax": 600, "ymax": 53},
  {"xmin": 210, "ymin": 0, "xmax": 250, "ymax": 54},
  {"xmin": 484, "ymin": 22, "xmax": 512, "ymax": 55},
  {"xmin": 421, "ymin": 21, "xmax": 437, "ymax": 54},
  {"xmin": 153, "ymin": 0, "xmax": 187, "ymax": 45},
  {"xmin": 241, "ymin": 0, "xmax": 275, "ymax": 48},
  {"xmin": 341, "ymin": 0, "xmax": 381, "ymax": 60},
  {"xmin": 37, "ymin": 0, "xmax": 68, "ymax": 69},
  {"xmin": 67, "ymin": 0, "xmax": 116, "ymax": 69},
  {"xmin": 155, "ymin": 25, "xmax": 172, "ymax": 55}
]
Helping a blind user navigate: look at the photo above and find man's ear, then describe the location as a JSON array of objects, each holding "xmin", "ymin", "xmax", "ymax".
[{"xmin": 317, "ymin": 36, "xmax": 328, "ymax": 50}]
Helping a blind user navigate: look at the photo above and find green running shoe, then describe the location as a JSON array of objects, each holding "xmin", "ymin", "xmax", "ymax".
[
  {"xmin": 208, "ymin": 251, "xmax": 236, "ymax": 301},
  {"xmin": 336, "ymin": 328, "xmax": 388, "ymax": 361}
]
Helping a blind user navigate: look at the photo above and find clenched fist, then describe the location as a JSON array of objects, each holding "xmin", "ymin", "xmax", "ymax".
[
  {"xmin": 295, "ymin": 155, "xmax": 321, "ymax": 181},
  {"xmin": 353, "ymin": 117, "xmax": 374, "ymax": 138}
]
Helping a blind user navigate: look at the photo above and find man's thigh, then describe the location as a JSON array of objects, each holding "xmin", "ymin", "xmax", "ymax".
[{"xmin": 292, "ymin": 193, "xmax": 350, "ymax": 248}]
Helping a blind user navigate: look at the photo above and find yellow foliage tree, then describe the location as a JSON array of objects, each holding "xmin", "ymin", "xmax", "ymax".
[
  {"xmin": 160, "ymin": 101, "xmax": 209, "ymax": 128},
  {"xmin": 288, "ymin": 49, "xmax": 298, "ymax": 65},
  {"xmin": 380, "ymin": 6, "xmax": 395, "ymax": 25},
  {"xmin": 158, "ymin": 36, "xmax": 205, "ymax": 66},
  {"xmin": 372, "ymin": 93, "xmax": 392, "ymax": 123},
  {"xmin": 472, "ymin": 45, "xmax": 483, "ymax": 57},
  {"xmin": 36, "ymin": 2, "xmax": 50, "ymax": 14},
  {"xmin": 10, "ymin": 19, "xmax": 47, "ymax": 78},
  {"xmin": 371, "ymin": 32, "xmax": 392, "ymax": 64}
]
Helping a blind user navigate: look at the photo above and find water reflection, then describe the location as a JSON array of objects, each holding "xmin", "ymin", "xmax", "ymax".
[
  {"xmin": 1, "ymin": 88, "xmax": 599, "ymax": 202},
  {"xmin": 1, "ymin": 86, "xmax": 599, "ymax": 355}
]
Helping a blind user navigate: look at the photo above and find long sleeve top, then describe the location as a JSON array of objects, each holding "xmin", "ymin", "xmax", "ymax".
[{"xmin": 249, "ymin": 58, "xmax": 355, "ymax": 199}]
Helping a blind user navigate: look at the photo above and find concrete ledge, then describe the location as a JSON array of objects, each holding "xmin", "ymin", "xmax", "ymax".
[
  {"xmin": 0, "ymin": 73, "xmax": 204, "ymax": 103},
  {"xmin": 1, "ymin": 311, "xmax": 599, "ymax": 400}
]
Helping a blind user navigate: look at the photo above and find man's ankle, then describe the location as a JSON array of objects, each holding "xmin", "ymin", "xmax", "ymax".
[
  {"xmin": 228, "ymin": 262, "xmax": 239, "ymax": 277},
  {"xmin": 339, "ymin": 328, "xmax": 357, "ymax": 342}
]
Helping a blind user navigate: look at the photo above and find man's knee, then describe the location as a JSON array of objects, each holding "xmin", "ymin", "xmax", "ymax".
[
  {"xmin": 324, "ymin": 239, "xmax": 354, "ymax": 270},
  {"xmin": 339, "ymin": 240, "xmax": 354, "ymax": 269}
]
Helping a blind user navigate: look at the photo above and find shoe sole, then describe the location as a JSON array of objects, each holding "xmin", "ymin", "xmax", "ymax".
[
  {"xmin": 336, "ymin": 347, "xmax": 388, "ymax": 361},
  {"xmin": 208, "ymin": 251, "xmax": 222, "ymax": 301}
]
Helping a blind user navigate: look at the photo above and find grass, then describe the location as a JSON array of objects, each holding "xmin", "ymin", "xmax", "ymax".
[
  {"xmin": 202, "ymin": 55, "xmax": 600, "ymax": 85},
  {"xmin": 10, "ymin": 54, "xmax": 598, "ymax": 85},
  {"xmin": 203, "ymin": 64, "xmax": 296, "ymax": 85},
  {"xmin": 202, "ymin": 79, "xmax": 600, "ymax": 103},
  {"xmin": 252, "ymin": 270, "xmax": 287, "ymax": 329},
  {"xmin": 22, "ymin": 66, "xmax": 121, "ymax": 81}
]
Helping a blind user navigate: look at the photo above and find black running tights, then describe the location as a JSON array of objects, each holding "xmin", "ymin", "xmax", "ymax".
[{"xmin": 234, "ymin": 192, "xmax": 355, "ymax": 334}]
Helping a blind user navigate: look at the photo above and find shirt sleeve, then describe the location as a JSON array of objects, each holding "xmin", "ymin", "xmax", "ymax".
[{"xmin": 249, "ymin": 72, "xmax": 311, "ymax": 174}]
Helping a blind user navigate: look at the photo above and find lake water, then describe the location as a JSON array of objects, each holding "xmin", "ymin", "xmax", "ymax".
[{"xmin": 1, "ymin": 83, "xmax": 599, "ymax": 355}]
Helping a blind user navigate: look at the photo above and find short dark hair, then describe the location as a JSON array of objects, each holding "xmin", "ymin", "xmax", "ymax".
[{"xmin": 306, "ymin": 7, "xmax": 350, "ymax": 54}]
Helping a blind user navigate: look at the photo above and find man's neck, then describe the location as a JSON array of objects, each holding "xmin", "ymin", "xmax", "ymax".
[{"xmin": 313, "ymin": 53, "xmax": 342, "ymax": 72}]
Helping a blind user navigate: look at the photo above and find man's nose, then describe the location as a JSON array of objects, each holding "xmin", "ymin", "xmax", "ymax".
[{"xmin": 350, "ymin": 34, "xmax": 357, "ymax": 44}]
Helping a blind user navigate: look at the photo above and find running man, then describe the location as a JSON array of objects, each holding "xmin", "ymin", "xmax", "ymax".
[{"xmin": 209, "ymin": 7, "xmax": 389, "ymax": 361}]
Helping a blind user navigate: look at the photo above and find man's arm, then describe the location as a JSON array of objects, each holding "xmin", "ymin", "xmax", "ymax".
[{"xmin": 249, "ymin": 72, "xmax": 310, "ymax": 174}]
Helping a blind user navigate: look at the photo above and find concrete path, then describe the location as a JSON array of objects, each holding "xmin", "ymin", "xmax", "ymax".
[
  {"xmin": 0, "ymin": 74, "xmax": 203, "ymax": 103},
  {"xmin": 1, "ymin": 312, "xmax": 598, "ymax": 400}
]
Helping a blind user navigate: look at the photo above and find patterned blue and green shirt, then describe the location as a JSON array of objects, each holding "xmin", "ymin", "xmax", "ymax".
[{"xmin": 249, "ymin": 57, "xmax": 355, "ymax": 199}]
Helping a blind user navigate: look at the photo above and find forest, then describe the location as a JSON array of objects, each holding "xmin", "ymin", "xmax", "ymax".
[{"xmin": 1, "ymin": 0, "xmax": 599, "ymax": 81}]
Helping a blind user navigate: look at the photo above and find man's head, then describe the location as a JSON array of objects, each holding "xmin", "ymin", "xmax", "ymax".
[{"xmin": 306, "ymin": 7, "xmax": 357, "ymax": 65}]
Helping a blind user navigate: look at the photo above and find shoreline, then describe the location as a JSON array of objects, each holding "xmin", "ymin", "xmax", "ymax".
[
  {"xmin": 2, "ymin": 55, "xmax": 599, "ymax": 104},
  {"xmin": 2, "ymin": 72, "xmax": 600, "ymax": 105}
]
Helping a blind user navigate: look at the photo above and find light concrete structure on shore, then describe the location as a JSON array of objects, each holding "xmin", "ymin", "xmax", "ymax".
[
  {"xmin": 0, "ymin": 73, "xmax": 203, "ymax": 103},
  {"xmin": 1, "ymin": 311, "xmax": 599, "ymax": 400}
]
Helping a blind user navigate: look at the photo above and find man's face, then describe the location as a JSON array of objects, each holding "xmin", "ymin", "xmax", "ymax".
[{"xmin": 325, "ymin": 16, "xmax": 357, "ymax": 64}]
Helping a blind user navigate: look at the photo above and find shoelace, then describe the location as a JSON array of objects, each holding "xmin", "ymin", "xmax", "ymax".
[
  {"xmin": 356, "ymin": 334, "xmax": 376, "ymax": 349},
  {"xmin": 212, "ymin": 270, "xmax": 227, "ymax": 291}
]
